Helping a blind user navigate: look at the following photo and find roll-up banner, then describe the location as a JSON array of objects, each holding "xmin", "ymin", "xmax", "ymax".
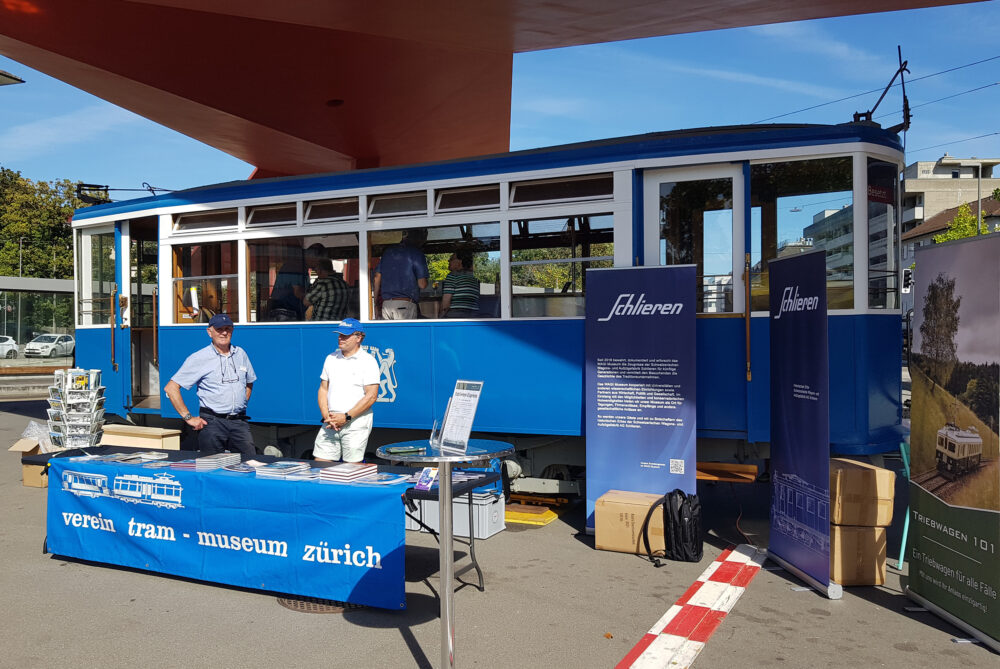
[
  {"xmin": 768, "ymin": 252, "xmax": 836, "ymax": 596},
  {"xmin": 584, "ymin": 265, "xmax": 697, "ymax": 528},
  {"xmin": 46, "ymin": 459, "xmax": 407, "ymax": 610},
  {"xmin": 908, "ymin": 235, "xmax": 999, "ymax": 651}
]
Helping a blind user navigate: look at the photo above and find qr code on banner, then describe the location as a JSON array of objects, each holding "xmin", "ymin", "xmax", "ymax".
[{"xmin": 669, "ymin": 459, "xmax": 685, "ymax": 474}]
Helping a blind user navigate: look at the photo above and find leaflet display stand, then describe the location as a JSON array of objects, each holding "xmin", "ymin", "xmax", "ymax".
[{"xmin": 431, "ymin": 380, "xmax": 484, "ymax": 454}]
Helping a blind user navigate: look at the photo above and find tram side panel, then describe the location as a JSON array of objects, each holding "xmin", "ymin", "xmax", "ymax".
[
  {"xmin": 79, "ymin": 315, "xmax": 900, "ymax": 455},
  {"xmin": 747, "ymin": 313, "xmax": 903, "ymax": 455}
]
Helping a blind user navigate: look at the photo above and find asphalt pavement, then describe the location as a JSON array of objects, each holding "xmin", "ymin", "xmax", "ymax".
[{"xmin": 0, "ymin": 398, "xmax": 995, "ymax": 668}]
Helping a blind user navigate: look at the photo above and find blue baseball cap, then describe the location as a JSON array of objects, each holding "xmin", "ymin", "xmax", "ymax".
[
  {"xmin": 334, "ymin": 318, "xmax": 365, "ymax": 336},
  {"xmin": 208, "ymin": 313, "xmax": 234, "ymax": 329}
]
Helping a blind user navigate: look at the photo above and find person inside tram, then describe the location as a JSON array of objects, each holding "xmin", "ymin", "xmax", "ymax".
[
  {"xmin": 439, "ymin": 249, "xmax": 480, "ymax": 318},
  {"xmin": 304, "ymin": 244, "xmax": 351, "ymax": 321},
  {"xmin": 371, "ymin": 227, "xmax": 429, "ymax": 320},
  {"xmin": 266, "ymin": 247, "xmax": 308, "ymax": 321}
]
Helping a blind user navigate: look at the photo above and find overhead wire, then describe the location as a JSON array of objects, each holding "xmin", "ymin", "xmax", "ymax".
[
  {"xmin": 752, "ymin": 54, "xmax": 1000, "ymax": 123},
  {"xmin": 874, "ymin": 82, "xmax": 999, "ymax": 120},
  {"xmin": 908, "ymin": 131, "xmax": 1000, "ymax": 154}
]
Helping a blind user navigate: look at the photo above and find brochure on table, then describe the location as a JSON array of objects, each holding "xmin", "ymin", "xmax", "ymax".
[{"xmin": 431, "ymin": 380, "xmax": 484, "ymax": 453}]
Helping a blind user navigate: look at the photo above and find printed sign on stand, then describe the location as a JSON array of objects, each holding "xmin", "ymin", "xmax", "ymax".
[
  {"xmin": 767, "ymin": 252, "xmax": 836, "ymax": 597},
  {"xmin": 907, "ymin": 235, "xmax": 999, "ymax": 651},
  {"xmin": 584, "ymin": 265, "xmax": 697, "ymax": 529}
]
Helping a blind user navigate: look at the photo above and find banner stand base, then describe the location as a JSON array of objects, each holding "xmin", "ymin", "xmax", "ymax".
[
  {"xmin": 905, "ymin": 586, "xmax": 1000, "ymax": 653},
  {"xmin": 768, "ymin": 551, "xmax": 843, "ymax": 600}
]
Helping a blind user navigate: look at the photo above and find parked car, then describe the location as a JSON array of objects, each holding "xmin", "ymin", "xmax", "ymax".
[
  {"xmin": 24, "ymin": 334, "xmax": 75, "ymax": 358},
  {"xmin": 0, "ymin": 335, "xmax": 18, "ymax": 359}
]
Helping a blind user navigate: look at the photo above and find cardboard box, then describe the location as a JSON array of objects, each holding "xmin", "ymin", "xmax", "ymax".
[
  {"xmin": 595, "ymin": 490, "xmax": 664, "ymax": 555},
  {"xmin": 100, "ymin": 425, "xmax": 181, "ymax": 450},
  {"xmin": 9, "ymin": 438, "xmax": 48, "ymax": 488},
  {"xmin": 416, "ymin": 493, "xmax": 506, "ymax": 539},
  {"xmin": 830, "ymin": 458, "xmax": 895, "ymax": 527},
  {"xmin": 831, "ymin": 525, "xmax": 886, "ymax": 586}
]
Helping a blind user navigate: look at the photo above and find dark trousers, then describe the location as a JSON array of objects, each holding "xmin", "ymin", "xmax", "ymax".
[{"xmin": 198, "ymin": 415, "xmax": 256, "ymax": 457}]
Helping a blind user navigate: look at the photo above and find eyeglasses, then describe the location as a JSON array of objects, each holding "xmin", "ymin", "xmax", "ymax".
[{"xmin": 219, "ymin": 355, "xmax": 239, "ymax": 384}]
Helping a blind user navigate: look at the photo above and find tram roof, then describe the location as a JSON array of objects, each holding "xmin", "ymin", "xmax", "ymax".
[{"xmin": 73, "ymin": 122, "xmax": 903, "ymax": 222}]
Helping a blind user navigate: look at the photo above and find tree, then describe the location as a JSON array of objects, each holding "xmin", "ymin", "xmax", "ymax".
[
  {"xmin": 919, "ymin": 272, "xmax": 961, "ymax": 387},
  {"xmin": 933, "ymin": 202, "xmax": 979, "ymax": 243},
  {"xmin": 0, "ymin": 166, "xmax": 100, "ymax": 280}
]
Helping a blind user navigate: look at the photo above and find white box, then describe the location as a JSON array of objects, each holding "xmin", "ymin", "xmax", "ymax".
[{"xmin": 417, "ymin": 493, "xmax": 505, "ymax": 539}]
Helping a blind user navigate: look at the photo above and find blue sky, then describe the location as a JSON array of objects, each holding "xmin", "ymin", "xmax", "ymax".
[{"xmin": 1, "ymin": 2, "xmax": 998, "ymax": 197}]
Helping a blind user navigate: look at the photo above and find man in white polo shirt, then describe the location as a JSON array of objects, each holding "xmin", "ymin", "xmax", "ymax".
[{"xmin": 313, "ymin": 318, "xmax": 380, "ymax": 463}]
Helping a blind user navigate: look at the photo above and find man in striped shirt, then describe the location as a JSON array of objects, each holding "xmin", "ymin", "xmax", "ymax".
[{"xmin": 440, "ymin": 250, "xmax": 480, "ymax": 318}]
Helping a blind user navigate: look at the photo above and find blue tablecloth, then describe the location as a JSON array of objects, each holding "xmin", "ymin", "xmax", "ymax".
[{"xmin": 46, "ymin": 458, "xmax": 408, "ymax": 610}]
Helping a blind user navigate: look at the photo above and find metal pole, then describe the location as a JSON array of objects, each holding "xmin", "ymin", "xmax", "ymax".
[
  {"xmin": 439, "ymin": 460, "xmax": 455, "ymax": 668},
  {"xmin": 17, "ymin": 237, "xmax": 23, "ymax": 343},
  {"xmin": 976, "ymin": 164, "xmax": 982, "ymax": 235},
  {"xmin": 53, "ymin": 247, "xmax": 57, "ymax": 329}
]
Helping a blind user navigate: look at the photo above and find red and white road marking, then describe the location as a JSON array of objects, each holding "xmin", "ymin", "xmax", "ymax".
[{"xmin": 617, "ymin": 544, "xmax": 767, "ymax": 669}]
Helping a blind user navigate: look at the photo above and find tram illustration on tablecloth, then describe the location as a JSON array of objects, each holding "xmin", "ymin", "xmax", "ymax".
[
  {"xmin": 62, "ymin": 470, "xmax": 184, "ymax": 509},
  {"xmin": 771, "ymin": 471, "xmax": 830, "ymax": 555}
]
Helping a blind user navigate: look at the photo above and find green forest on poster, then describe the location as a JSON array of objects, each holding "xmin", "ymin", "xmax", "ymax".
[{"xmin": 909, "ymin": 234, "xmax": 999, "ymax": 644}]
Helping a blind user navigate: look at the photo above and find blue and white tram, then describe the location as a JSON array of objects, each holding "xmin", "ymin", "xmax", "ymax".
[
  {"xmin": 71, "ymin": 123, "xmax": 905, "ymax": 491},
  {"xmin": 62, "ymin": 470, "xmax": 110, "ymax": 498},
  {"xmin": 112, "ymin": 473, "xmax": 184, "ymax": 508}
]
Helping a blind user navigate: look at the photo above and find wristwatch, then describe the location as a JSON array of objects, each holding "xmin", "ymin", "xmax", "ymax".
[
  {"xmin": 181, "ymin": 412, "xmax": 192, "ymax": 420},
  {"xmin": 344, "ymin": 413, "xmax": 352, "ymax": 422}
]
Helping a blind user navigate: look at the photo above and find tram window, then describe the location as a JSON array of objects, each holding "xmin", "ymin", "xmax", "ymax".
[
  {"xmin": 510, "ymin": 214, "xmax": 613, "ymax": 318},
  {"xmin": 172, "ymin": 242, "xmax": 239, "ymax": 324},
  {"xmin": 173, "ymin": 209, "xmax": 238, "ymax": 232},
  {"xmin": 435, "ymin": 185, "xmax": 501, "ymax": 213},
  {"xmin": 368, "ymin": 223, "xmax": 500, "ymax": 320},
  {"xmin": 750, "ymin": 158, "xmax": 853, "ymax": 310},
  {"xmin": 305, "ymin": 197, "xmax": 359, "ymax": 223},
  {"xmin": 510, "ymin": 174, "xmax": 613, "ymax": 207},
  {"xmin": 76, "ymin": 230, "xmax": 115, "ymax": 326},
  {"xmin": 368, "ymin": 191, "xmax": 427, "ymax": 218},
  {"xmin": 867, "ymin": 158, "xmax": 899, "ymax": 309},
  {"xmin": 247, "ymin": 203, "xmax": 297, "ymax": 227},
  {"xmin": 248, "ymin": 235, "xmax": 360, "ymax": 322},
  {"xmin": 657, "ymin": 178, "xmax": 734, "ymax": 313}
]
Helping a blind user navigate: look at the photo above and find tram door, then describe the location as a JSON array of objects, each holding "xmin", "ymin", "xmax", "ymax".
[
  {"xmin": 641, "ymin": 164, "xmax": 749, "ymax": 435},
  {"xmin": 125, "ymin": 217, "xmax": 160, "ymax": 409}
]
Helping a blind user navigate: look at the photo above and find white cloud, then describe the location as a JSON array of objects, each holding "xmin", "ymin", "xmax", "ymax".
[
  {"xmin": 748, "ymin": 23, "xmax": 890, "ymax": 73},
  {"xmin": 606, "ymin": 47, "xmax": 845, "ymax": 99},
  {"xmin": 0, "ymin": 104, "xmax": 142, "ymax": 162}
]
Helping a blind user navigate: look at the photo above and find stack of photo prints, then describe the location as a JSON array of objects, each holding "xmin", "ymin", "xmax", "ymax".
[{"xmin": 47, "ymin": 369, "xmax": 106, "ymax": 450}]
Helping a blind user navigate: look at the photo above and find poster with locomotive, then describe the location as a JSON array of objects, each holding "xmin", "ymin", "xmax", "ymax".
[{"xmin": 908, "ymin": 234, "xmax": 998, "ymax": 650}]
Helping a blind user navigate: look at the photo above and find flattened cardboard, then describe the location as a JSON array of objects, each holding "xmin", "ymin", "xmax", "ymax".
[
  {"xmin": 595, "ymin": 490, "xmax": 665, "ymax": 555},
  {"xmin": 831, "ymin": 525, "xmax": 886, "ymax": 586},
  {"xmin": 8, "ymin": 438, "xmax": 41, "ymax": 455},
  {"xmin": 830, "ymin": 458, "xmax": 895, "ymax": 527}
]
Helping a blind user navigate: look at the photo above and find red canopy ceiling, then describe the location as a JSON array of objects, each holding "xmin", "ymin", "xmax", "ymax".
[{"xmin": 0, "ymin": 0, "xmax": 978, "ymax": 176}]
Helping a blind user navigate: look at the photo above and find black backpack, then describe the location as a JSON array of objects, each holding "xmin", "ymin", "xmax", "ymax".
[{"xmin": 642, "ymin": 489, "xmax": 703, "ymax": 565}]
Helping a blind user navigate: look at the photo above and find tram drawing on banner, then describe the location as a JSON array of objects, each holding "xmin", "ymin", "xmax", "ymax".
[
  {"xmin": 771, "ymin": 472, "xmax": 830, "ymax": 555},
  {"xmin": 62, "ymin": 470, "xmax": 111, "ymax": 498},
  {"xmin": 935, "ymin": 423, "xmax": 983, "ymax": 480},
  {"xmin": 112, "ymin": 474, "xmax": 184, "ymax": 508}
]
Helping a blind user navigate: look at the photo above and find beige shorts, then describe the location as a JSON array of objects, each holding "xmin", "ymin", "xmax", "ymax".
[{"xmin": 313, "ymin": 413, "xmax": 374, "ymax": 462}]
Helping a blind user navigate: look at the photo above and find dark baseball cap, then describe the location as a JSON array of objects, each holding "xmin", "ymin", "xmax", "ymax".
[
  {"xmin": 208, "ymin": 313, "xmax": 234, "ymax": 329},
  {"xmin": 334, "ymin": 318, "xmax": 365, "ymax": 336}
]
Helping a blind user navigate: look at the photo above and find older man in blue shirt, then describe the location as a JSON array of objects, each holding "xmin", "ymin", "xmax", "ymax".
[{"xmin": 164, "ymin": 313, "xmax": 257, "ymax": 456}]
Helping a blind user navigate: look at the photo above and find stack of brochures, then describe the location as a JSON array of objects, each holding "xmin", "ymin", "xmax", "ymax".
[
  {"xmin": 319, "ymin": 462, "xmax": 378, "ymax": 482},
  {"xmin": 195, "ymin": 453, "xmax": 241, "ymax": 470},
  {"xmin": 283, "ymin": 467, "xmax": 322, "ymax": 481},
  {"xmin": 255, "ymin": 461, "xmax": 311, "ymax": 479},
  {"xmin": 170, "ymin": 459, "xmax": 198, "ymax": 470},
  {"xmin": 135, "ymin": 451, "xmax": 170, "ymax": 462}
]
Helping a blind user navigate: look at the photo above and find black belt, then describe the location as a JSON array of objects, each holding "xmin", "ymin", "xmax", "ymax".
[{"xmin": 200, "ymin": 408, "xmax": 248, "ymax": 420}]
